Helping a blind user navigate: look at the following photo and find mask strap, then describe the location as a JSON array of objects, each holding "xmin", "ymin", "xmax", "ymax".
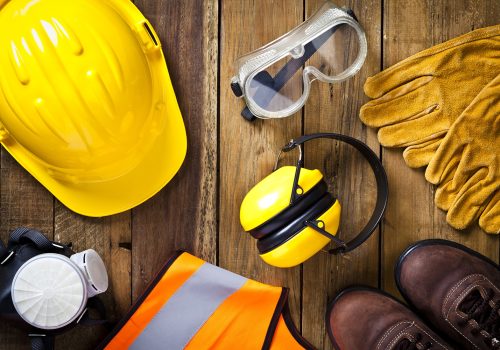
[
  {"xmin": 0, "ymin": 237, "xmax": 10, "ymax": 265},
  {"xmin": 281, "ymin": 132, "xmax": 388, "ymax": 254},
  {"xmin": 78, "ymin": 297, "xmax": 113, "ymax": 329},
  {"xmin": 1, "ymin": 228, "xmax": 69, "ymax": 265},
  {"xmin": 9, "ymin": 227, "xmax": 67, "ymax": 251},
  {"xmin": 29, "ymin": 334, "xmax": 54, "ymax": 350}
]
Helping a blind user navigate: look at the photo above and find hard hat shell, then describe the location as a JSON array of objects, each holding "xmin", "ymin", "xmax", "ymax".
[{"xmin": 0, "ymin": 0, "xmax": 187, "ymax": 216}]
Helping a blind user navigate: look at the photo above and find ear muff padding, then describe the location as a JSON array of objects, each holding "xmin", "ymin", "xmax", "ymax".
[
  {"xmin": 249, "ymin": 180, "xmax": 328, "ymax": 239},
  {"xmin": 257, "ymin": 193, "xmax": 336, "ymax": 254}
]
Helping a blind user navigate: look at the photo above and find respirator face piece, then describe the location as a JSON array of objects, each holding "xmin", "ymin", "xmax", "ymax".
[
  {"xmin": 11, "ymin": 249, "xmax": 108, "ymax": 330},
  {"xmin": 0, "ymin": 227, "xmax": 109, "ymax": 349},
  {"xmin": 231, "ymin": 1, "xmax": 367, "ymax": 120},
  {"xmin": 240, "ymin": 133, "xmax": 388, "ymax": 268}
]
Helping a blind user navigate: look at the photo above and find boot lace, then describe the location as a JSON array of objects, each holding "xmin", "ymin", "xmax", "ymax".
[
  {"xmin": 395, "ymin": 332, "xmax": 433, "ymax": 350},
  {"xmin": 458, "ymin": 288, "xmax": 500, "ymax": 349}
]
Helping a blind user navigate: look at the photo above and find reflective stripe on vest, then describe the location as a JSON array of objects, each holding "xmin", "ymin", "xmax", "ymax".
[
  {"xmin": 131, "ymin": 262, "xmax": 247, "ymax": 349},
  {"xmin": 100, "ymin": 252, "xmax": 313, "ymax": 350}
]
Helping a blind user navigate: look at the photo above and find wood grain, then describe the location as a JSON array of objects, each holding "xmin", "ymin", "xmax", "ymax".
[
  {"xmin": 301, "ymin": 1, "xmax": 382, "ymax": 348},
  {"xmin": 381, "ymin": 0, "xmax": 500, "ymax": 298},
  {"xmin": 219, "ymin": 0, "xmax": 305, "ymax": 329},
  {"xmin": 54, "ymin": 206, "xmax": 131, "ymax": 350},
  {"xmin": 130, "ymin": 0, "xmax": 218, "ymax": 302}
]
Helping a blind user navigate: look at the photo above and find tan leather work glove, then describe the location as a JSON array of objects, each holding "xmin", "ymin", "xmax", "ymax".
[
  {"xmin": 426, "ymin": 75, "xmax": 500, "ymax": 234},
  {"xmin": 479, "ymin": 191, "xmax": 499, "ymax": 234},
  {"xmin": 360, "ymin": 25, "xmax": 500, "ymax": 168}
]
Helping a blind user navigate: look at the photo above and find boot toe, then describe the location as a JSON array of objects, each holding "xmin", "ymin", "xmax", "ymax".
[
  {"xmin": 396, "ymin": 239, "xmax": 499, "ymax": 309},
  {"xmin": 327, "ymin": 287, "xmax": 419, "ymax": 350}
]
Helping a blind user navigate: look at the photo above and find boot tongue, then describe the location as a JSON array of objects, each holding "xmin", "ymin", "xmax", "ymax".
[
  {"xmin": 459, "ymin": 289, "xmax": 484, "ymax": 315},
  {"xmin": 458, "ymin": 289, "xmax": 500, "ymax": 347},
  {"xmin": 395, "ymin": 336, "xmax": 431, "ymax": 350},
  {"xmin": 458, "ymin": 289, "xmax": 492, "ymax": 325},
  {"xmin": 395, "ymin": 339, "xmax": 414, "ymax": 350}
]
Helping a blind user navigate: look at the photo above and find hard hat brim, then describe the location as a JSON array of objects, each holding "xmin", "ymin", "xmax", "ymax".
[{"xmin": 2, "ymin": 67, "xmax": 187, "ymax": 217}]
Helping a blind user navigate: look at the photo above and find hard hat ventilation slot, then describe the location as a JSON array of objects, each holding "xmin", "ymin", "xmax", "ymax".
[{"xmin": 143, "ymin": 23, "xmax": 158, "ymax": 46}]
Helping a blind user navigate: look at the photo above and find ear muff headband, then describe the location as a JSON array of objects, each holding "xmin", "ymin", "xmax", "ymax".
[
  {"xmin": 257, "ymin": 193, "xmax": 337, "ymax": 253},
  {"xmin": 280, "ymin": 132, "xmax": 388, "ymax": 254},
  {"xmin": 250, "ymin": 180, "xmax": 329, "ymax": 239}
]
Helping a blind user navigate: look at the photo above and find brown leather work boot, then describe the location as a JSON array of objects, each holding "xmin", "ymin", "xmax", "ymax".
[
  {"xmin": 396, "ymin": 239, "xmax": 500, "ymax": 350},
  {"xmin": 327, "ymin": 287, "xmax": 452, "ymax": 350}
]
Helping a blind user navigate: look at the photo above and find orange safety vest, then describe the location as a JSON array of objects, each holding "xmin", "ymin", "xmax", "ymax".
[{"xmin": 98, "ymin": 251, "xmax": 314, "ymax": 350}]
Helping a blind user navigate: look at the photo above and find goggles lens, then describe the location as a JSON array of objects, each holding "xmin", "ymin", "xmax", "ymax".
[
  {"xmin": 246, "ymin": 23, "xmax": 361, "ymax": 116},
  {"xmin": 247, "ymin": 57, "xmax": 304, "ymax": 113}
]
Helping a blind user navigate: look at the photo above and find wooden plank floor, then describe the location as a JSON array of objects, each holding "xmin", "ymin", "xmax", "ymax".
[{"xmin": 1, "ymin": 0, "xmax": 498, "ymax": 349}]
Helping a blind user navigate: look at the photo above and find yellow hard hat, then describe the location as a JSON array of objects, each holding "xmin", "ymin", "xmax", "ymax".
[{"xmin": 0, "ymin": 0, "xmax": 187, "ymax": 216}]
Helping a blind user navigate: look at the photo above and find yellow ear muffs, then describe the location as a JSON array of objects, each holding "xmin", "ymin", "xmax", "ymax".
[{"xmin": 240, "ymin": 133, "xmax": 389, "ymax": 268}]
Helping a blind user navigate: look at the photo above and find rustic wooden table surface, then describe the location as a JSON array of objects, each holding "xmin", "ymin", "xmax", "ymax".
[{"xmin": 1, "ymin": 0, "xmax": 499, "ymax": 349}]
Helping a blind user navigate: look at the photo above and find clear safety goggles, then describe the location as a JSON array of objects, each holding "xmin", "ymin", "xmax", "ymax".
[{"xmin": 231, "ymin": 1, "xmax": 367, "ymax": 121}]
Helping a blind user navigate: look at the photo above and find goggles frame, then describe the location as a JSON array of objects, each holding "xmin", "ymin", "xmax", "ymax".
[{"xmin": 231, "ymin": 2, "xmax": 367, "ymax": 121}]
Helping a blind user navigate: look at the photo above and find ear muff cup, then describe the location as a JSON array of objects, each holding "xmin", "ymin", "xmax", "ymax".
[
  {"xmin": 249, "ymin": 180, "xmax": 328, "ymax": 239},
  {"xmin": 257, "ymin": 193, "xmax": 336, "ymax": 254}
]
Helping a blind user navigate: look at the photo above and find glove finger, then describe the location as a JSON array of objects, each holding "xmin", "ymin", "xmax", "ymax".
[
  {"xmin": 360, "ymin": 77, "xmax": 435, "ymax": 128},
  {"xmin": 377, "ymin": 109, "xmax": 447, "ymax": 147},
  {"xmin": 436, "ymin": 163, "xmax": 488, "ymax": 212},
  {"xmin": 365, "ymin": 26, "xmax": 500, "ymax": 98},
  {"xmin": 425, "ymin": 128, "xmax": 466, "ymax": 185},
  {"xmin": 364, "ymin": 60, "xmax": 429, "ymax": 98},
  {"xmin": 403, "ymin": 138, "xmax": 442, "ymax": 168},
  {"xmin": 447, "ymin": 176, "xmax": 498, "ymax": 230},
  {"xmin": 479, "ymin": 190, "xmax": 500, "ymax": 234},
  {"xmin": 433, "ymin": 159, "xmax": 460, "ymax": 211}
]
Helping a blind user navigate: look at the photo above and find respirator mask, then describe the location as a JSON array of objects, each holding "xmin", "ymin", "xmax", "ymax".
[{"xmin": 0, "ymin": 228, "xmax": 108, "ymax": 349}]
